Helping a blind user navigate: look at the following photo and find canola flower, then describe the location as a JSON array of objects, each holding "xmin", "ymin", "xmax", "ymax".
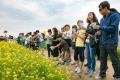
[{"xmin": 0, "ymin": 41, "xmax": 70, "ymax": 80}]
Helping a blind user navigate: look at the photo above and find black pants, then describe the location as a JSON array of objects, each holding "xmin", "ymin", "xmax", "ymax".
[
  {"xmin": 99, "ymin": 44, "xmax": 120, "ymax": 78},
  {"xmin": 47, "ymin": 44, "xmax": 52, "ymax": 57},
  {"xmin": 95, "ymin": 46, "xmax": 100, "ymax": 60},
  {"xmin": 52, "ymin": 47, "xmax": 59, "ymax": 57}
]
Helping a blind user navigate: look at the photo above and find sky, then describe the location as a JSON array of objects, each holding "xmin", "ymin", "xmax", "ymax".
[{"xmin": 0, "ymin": 0, "xmax": 120, "ymax": 37}]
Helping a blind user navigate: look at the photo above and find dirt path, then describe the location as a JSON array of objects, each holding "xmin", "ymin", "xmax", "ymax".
[
  {"xmin": 65, "ymin": 60, "xmax": 114, "ymax": 80},
  {"xmin": 42, "ymin": 50, "xmax": 114, "ymax": 80}
]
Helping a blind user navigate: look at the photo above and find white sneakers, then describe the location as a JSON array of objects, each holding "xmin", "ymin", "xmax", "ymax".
[
  {"xmin": 85, "ymin": 68, "xmax": 96, "ymax": 77},
  {"xmin": 89, "ymin": 70, "xmax": 96, "ymax": 77},
  {"xmin": 95, "ymin": 75, "xmax": 103, "ymax": 80},
  {"xmin": 85, "ymin": 68, "xmax": 90, "ymax": 75},
  {"xmin": 75, "ymin": 67, "xmax": 81, "ymax": 74},
  {"xmin": 75, "ymin": 66, "xmax": 79, "ymax": 72},
  {"xmin": 70, "ymin": 61, "xmax": 76, "ymax": 65}
]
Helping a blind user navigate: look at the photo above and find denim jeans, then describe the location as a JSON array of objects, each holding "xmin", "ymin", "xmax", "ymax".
[
  {"xmin": 86, "ymin": 43, "xmax": 96, "ymax": 71},
  {"xmin": 99, "ymin": 44, "xmax": 120, "ymax": 78}
]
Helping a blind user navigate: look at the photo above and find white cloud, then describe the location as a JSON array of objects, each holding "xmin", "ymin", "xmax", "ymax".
[{"xmin": 0, "ymin": 0, "xmax": 120, "ymax": 37}]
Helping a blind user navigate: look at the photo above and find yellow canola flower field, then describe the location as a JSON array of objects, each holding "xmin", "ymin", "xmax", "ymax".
[{"xmin": 0, "ymin": 41, "xmax": 70, "ymax": 80}]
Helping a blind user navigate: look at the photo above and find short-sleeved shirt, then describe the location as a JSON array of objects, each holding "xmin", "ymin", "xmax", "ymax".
[{"xmin": 76, "ymin": 29, "xmax": 86, "ymax": 47}]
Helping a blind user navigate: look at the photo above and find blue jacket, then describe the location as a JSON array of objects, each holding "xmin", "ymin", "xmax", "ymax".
[{"xmin": 100, "ymin": 11, "xmax": 120, "ymax": 45}]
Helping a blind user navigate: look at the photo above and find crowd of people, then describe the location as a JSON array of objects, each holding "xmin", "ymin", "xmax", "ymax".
[
  {"xmin": 45, "ymin": 17, "xmax": 100, "ymax": 75},
  {"xmin": 2, "ymin": 1, "xmax": 120, "ymax": 80},
  {"xmin": 17, "ymin": 30, "xmax": 46, "ymax": 52},
  {"xmin": 46, "ymin": 1, "xmax": 120, "ymax": 80}
]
